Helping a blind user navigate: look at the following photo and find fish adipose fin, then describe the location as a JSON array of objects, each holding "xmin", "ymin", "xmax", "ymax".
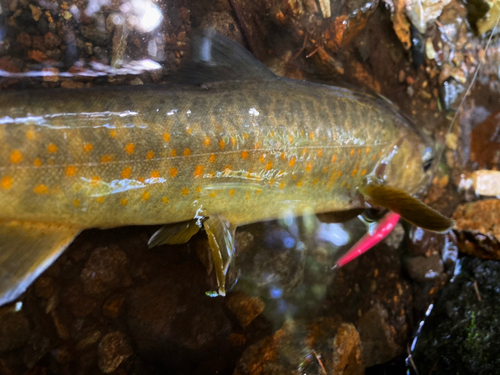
[
  {"xmin": 0, "ymin": 221, "xmax": 80, "ymax": 306},
  {"xmin": 171, "ymin": 28, "xmax": 277, "ymax": 85},
  {"xmin": 203, "ymin": 214, "xmax": 236, "ymax": 297},
  {"xmin": 362, "ymin": 184, "xmax": 454, "ymax": 233},
  {"xmin": 148, "ymin": 219, "xmax": 201, "ymax": 248}
]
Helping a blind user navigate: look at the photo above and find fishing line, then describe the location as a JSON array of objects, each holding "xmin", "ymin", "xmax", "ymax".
[{"xmin": 438, "ymin": 12, "xmax": 500, "ymax": 165}]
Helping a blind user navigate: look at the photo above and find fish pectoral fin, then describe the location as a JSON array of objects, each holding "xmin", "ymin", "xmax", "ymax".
[
  {"xmin": 316, "ymin": 208, "xmax": 366, "ymax": 223},
  {"xmin": 0, "ymin": 221, "xmax": 80, "ymax": 306},
  {"xmin": 203, "ymin": 214, "xmax": 237, "ymax": 297},
  {"xmin": 171, "ymin": 28, "xmax": 277, "ymax": 85},
  {"xmin": 148, "ymin": 220, "xmax": 201, "ymax": 248},
  {"xmin": 361, "ymin": 183, "xmax": 455, "ymax": 233}
]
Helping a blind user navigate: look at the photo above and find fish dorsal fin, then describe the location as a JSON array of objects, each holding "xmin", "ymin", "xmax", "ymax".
[
  {"xmin": 362, "ymin": 184, "xmax": 455, "ymax": 233},
  {"xmin": 172, "ymin": 29, "xmax": 277, "ymax": 85},
  {"xmin": 0, "ymin": 221, "xmax": 80, "ymax": 306}
]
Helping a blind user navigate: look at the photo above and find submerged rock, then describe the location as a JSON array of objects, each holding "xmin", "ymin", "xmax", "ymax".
[{"xmin": 412, "ymin": 257, "xmax": 500, "ymax": 374}]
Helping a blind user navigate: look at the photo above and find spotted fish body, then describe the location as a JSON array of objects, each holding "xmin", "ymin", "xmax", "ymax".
[
  {"xmin": 0, "ymin": 31, "xmax": 448, "ymax": 305},
  {"xmin": 0, "ymin": 81, "xmax": 410, "ymax": 227}
]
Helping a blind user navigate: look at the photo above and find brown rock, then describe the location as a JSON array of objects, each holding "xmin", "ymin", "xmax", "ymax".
[
  {"xmin": 234, "ymin": 317, "xmax": 364, "ymax": 374},
  {"xmin": 16, "ymin": 32, "xmax": 31, "ymax": 48},
  {"xmin": 357, "ymin": 304, "xmax": 401, "ymax": 367},
  {"xmin": 34, "ymin": 276, "xmax": 54, "ymax": 299},
  {"xmin": 97, "ymin": 331, "xmax": 133, "ymax": 373},
  {"xmin": 80, "ymin": 247, "xmax": 131, "ymax": 296},
  {"xmin": 0, "ymin": 307, "xmax": 30, "ymax": 353},
  {"xmin": 102, "ymin": 294, "xmax": 125, "ymax": 319},
  {"xmin": 44, "ymin": 32, "xmax": 62, "ymax": 49},
  {"xmin": 61, "ymin": 80, "xmax": 84, "ymax": 89},
  {"xmin": 225, "ymin": 291, "xmax": 265, "ymax": 327},
  {"xmin": 27, "ymin": 50, "xmax": 47, "ymax": 62}
]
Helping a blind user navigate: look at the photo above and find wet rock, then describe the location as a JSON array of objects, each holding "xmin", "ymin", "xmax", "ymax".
[
  {"xmin": 404, "ymin": 254, "xmax": 444, "ymax": 282},
  {"xmin": 97, "ymin": 331, "xmax": 133, "ymax": 373},
  {"xmin": 225, "ymin": 291, "xmax": 265, "ymax": 327},
  {"xmin": 357, "ymin": 304, "xmax": 401, "ymax": 367},
  {"xmin": 234, "ymin": 317, "xmax": 364, "ymax": 374},
  {"xmin": 62, "ymin": 283, "xmax": 98, "ymax": 317},
  {"xmin": 0, "ymin": 307, "xmax": 30, "ymax": 353},
  {"xmin": 102, "ymin": 294, "xmax": 126, "ymax": 319},
  {"xmin": 453, "ymin": 199, "xmax": 500, "ymax": 259},
  {"xmin": 412, "ymin": 257, "xmax": 500, "ymax": 374},
  {"xmin": 470, "ymin": 111, "xmax": 500, "ymax": 169},
  {"xmin": 34, "ymin": 276, "xmax": 55, "ymax": 299},
  {"xmin": 126, "ymin": 257, "xmax": 231, "ymax": 370},
  {"xmin": 80, "ymin": 247, "xmax": 131, "ymax": 296},
  {"xmin": 16, "ymin": 32, "xmax": 31, "ymax": 48},
  {"xmin": 44, "ymin": 32, "xmax": 62, "ymax": 49}
]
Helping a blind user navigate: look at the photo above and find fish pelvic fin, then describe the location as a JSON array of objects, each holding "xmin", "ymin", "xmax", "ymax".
[
  {"xmin": 361, "ymin": 183, "xmax": 455, "ymax": 233},
  {"xmin": 0, "ymin": 221, "xmax": 80, "ymax": 306},
  {"xmin": 203, "ymin": 214, "xmax": 236, "ymax": 297},
  {"xmin": 148, "ymin": 220, "xmax": 201, "ymax": 248},
  {"xmin": 170, "ymin": 28, "xmax": 277, "ymax": 85}
]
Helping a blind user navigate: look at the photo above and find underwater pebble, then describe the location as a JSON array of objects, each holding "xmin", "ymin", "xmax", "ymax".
[
  {"xmin": 44, "ymin": 32, "xmax": 62, "ymax": 49},
  {"xmin": 97, "ymin": 331, "xmax": 132, "ymax": 373},
  {"xmin": 404, "ymin": 254, "xmax": 443, "ymax": 282},
  {"xmin": 80, "ymin": 247, "xmax": 131, "ymax": 296},
  {"xmin": 225, "ymin": 291, "xmax": 265, "ymax": 327},
  {"xmin": 102, "ymin": 294, "xmax": 125, "ymax": 319},
  {"xmin": 0, "ymin": 308, "xmax": 30, "ymax": 353}
]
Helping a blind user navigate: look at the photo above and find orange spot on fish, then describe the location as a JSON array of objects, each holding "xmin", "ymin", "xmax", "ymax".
[
  {"xmin": 163, "ymin": 133, "xmax": 171, "ymax": 142},
  {"xmin": 302, "ymin": 148, "xmax": 307, "ymax": 156},
  {"xmin": 338, "ymin": 171, "xmax": 343, "ymax": 177},
  {"xmin": 33, "ymin": 158, "xmax": 42, "ymax": 167},
  {"xmin": 280, "ymin": 152, "xmax": 286, "ymax": 160},
  {"xmin": 347, "ymin": 184, "xmax": 351, "ymax": 189},
  {"xmin": 322, "ymin": 167, "xmax": 328, "ymax": 173},
  {"xmin": 313, "ymin": 178, "xmax": 319, "ymax": 185},
  {"xmin": 288, "ymin": 135, "xmax": 294, "ymax": 143},
  {"xmin": 183, "ymin": 148, "xmax": 191, "ymax": 156},
  {"xmin": 147, "ymin": 150, "xmax": 154, "ymax": 160},
  {"xmin": 229, "ymin": 189, "xmax": 235, "ymax": 196},
  {"xmin": 120, "ymin": 198, "xmax": 128, "ymax": 206},
  {"xmin": 186, "ymin": 126, "xmax": 192, "ymax": 135},
  {"xmin": 231, "ymin": 137, "xmax": 236, "ymax": 146},
  {"xmin": 101, "ymin": 155, "xmax": 112, "ymax": 163},
  {"xmin": 10, "ymin": 150, "xmax": 22, "ymax": 164},
  {"xmin": 26, "ymin": 130, "xmax": 35, "ymax": 140},
  {"xmin": 289, "ymin": 157, "xmax": 296, "ymax": 167},
  {"xmin": 138, "ymin": 177, "xmax": 145, "ymax": 183},
  {"xmin": 66, "ymin": 166, "xmax": 77, "ymax": 176},
  {"xmin": 342, "ymin": 181, "xmax": 346, "ymax": 187},
  {"xmin": 125, "ymin": 143, "xmax": 135, "ymax": 154},
  {"xmin": 292, "ymin": 174, "xmax": 297, "ymax": 180},
  {"xmin": 142, "ymin": 191, "xmax": 150, "ymax": 200},
  {"xmin": 91, "ymin": 176, "xmax": 101, "ymax": 187},
  {"xmin": 151, "ymin": 170, "xmax": 160, "ymax": 178},
  {"xmin": 366, "ymin": 147, "xmax": 370, "ymax": 153},
  {"xmin": 255, "ymin": 142, "xmax": 260, "ymax": 149},
  {"xmin": 259, "ymin": 154, "xmax": 266, "ymax": 163},
  {"xmin": 350, "ymin": 149, "xmax": 355, "ymax": 157},
  {"xmin": 204, "ymin": 137, "xmax": 211, "ymax": 146},
  {"xmin": 47, "ymin": 143, "xmax": 58, "ymax": 153},
  {"xmin": 256, "ymin": 189, "xmax": 262, "ymax": 194},
  {"xmin": 169, "ymin": 168, "xmax": 178, "ymax": 177},
  {"xmin": 110, "ymin": 130, "xmax": 117, "ymax": 138},
  {"xmin": 246, "ymin": 191, "xmax": 251, "ymax": 199},
  {"xmin": 33, "ymin": 184, "xmax": 48, "ymax": 194},
  {"xmin": 73, "ymin": 199, "xmax": 80, "ymax": 207},
  {"xmin": 306, "ymin": 162, "xmax": 313, "ymax": 172},
  {"xmin": 279, "ymin": 182, "xmax": 285, "ymax": 189},
  {"xmin": 1, "ymin": 176, "xmax": 12, "ymax": 189},
  {"xmin": 351, "ymin": 168, "xmax": 358, "ymax": 177},
  {"xmin": 120, "ymin": 167, "xmax": 131, "ymax": 179},
  {"xmin": 269, "ymin": 131, "xmax": 274, "ymax": 138},
  {"xmin": 361, "ymin": 169, "xmax": 367, "ymax": 176},
  {"xmin": 161, "ymin": 197, "xmax": 169, "ymax": 204},
  {"xmin": 83, "ymin": 143, "xmax": 93, "ymax": 152},
  {"xmin": 209, "ymin": 154, "xmax": 216, "ymax": 163},
  {"xmin": 277, "ymin": 170, "xmax": 284, "ymax": 177},
  {"xmin": 332, "ymin": 155, "xmax": 337, "ymax": 163},
  {"xmin": 194, "ymin": 165, "xmax": 203, "ymax": 178},
  {"xmin": 358, "ymin": 149, "xmax": 362, "ymax": 154},
  {"xmin": 223, "ymin": 165, "xmax": 232, "ymax": 176},
  {"xmin": 170, "ymin": 150, "xmax": 177, "ymax": 157},
  {"xmin": 340, "ymin": 159, "xmax": 344, "ymax": 165},
  {"xmin": 296, "ymin": 180, "xmax": 303, "ymax": 187},
  {"xmin": 309, "ymin": 133, "xmax": 314, "ymax": 140},
  {"xmin": 269, "ymin": 179, "xmax": 274, "ymax": 185},
  {"xmin": 266, "ymin": 161, "xmax": 273, "ymax": 171},
  {"xmin": 241, "ymin": 151, "xmax": 249, "ymax": 159},
  {"xmin": 243, "ymin": 132, "xmax": 249, "ymax": 139},
  {"xmin": 181, "ymin": 188, "xmax": 189, "ymax": 196},
  {"xmin": 196, "ymin": 186, "xmax": 202, "ymax": 193},
  {"xmin": 96, "ymin": 196, "xmax": 105, "ymax": 203},
  {"xmin": 210, "ymin": 192, "xmax": 216, "ymax": 197},
  {"xmin": 219, "ymin": 139, "xmax": 225, "ymax": 149},
  {"xmin": 372, "ymin": 155, "xmax": 377, "ymax": 161},
  {"xmin": 317, "ymin": 149, "xmax": 323, "ymax": 157}
]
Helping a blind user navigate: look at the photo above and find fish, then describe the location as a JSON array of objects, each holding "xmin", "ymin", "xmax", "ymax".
[{"xmin": 0, "ymin": 29, "xmax": 453, "ymax": 306}]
